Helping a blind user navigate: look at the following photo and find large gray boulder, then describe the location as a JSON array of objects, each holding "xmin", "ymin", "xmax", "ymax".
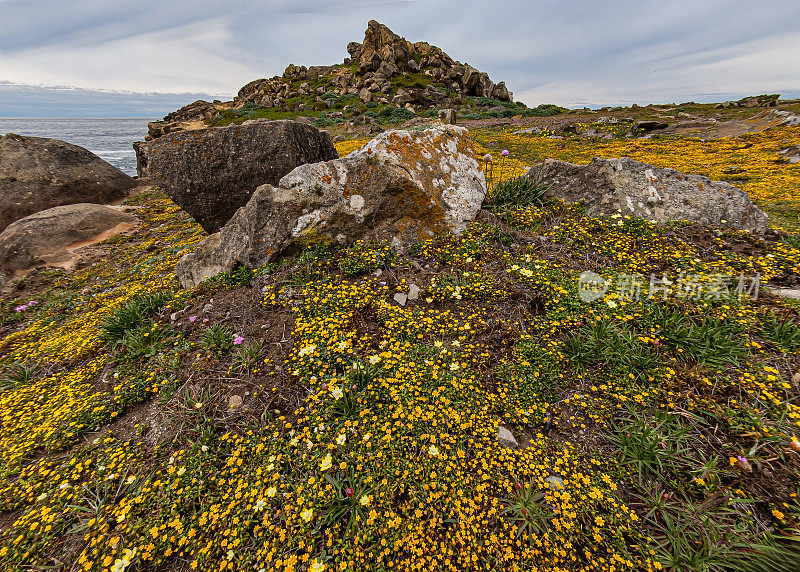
[
  {"xmin": 525, "ymin": 157, "xmax": 768, "ymax": 231},
  {"xmin": 0, "ymin": 203, "xmax": 138, "ymax": 287},
  {"xmin": 0, "ymin": 134, "xmax": 138, "ymax": 233},
  {"xmin": 134, "ymin": 119, "xmax": 338, "ymax": 233},
  {"xmin": 176, "ymin": 125, "xmax": 486, "ymax": 289}
]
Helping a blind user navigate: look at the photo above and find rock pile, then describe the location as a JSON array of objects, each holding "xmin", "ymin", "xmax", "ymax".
[
  {"xmin": 525, "ymin": 157, "xmax": 768, "ymax": 232},
  {"xmin": 715, "ymin": 94, "xmax": 780, "ymax": 109},
  {"xmin": 144, "ymin": 20, "xmax": 514, "ymax": 140},
  {"xmin": 176, "ymin": 125, "xmax": 486, "ymax": 288}
]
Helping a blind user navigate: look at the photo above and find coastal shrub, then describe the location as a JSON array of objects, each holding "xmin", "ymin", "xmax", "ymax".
[{"xmin": 365, "ymin": 105, "xmax": 415, "ymax": 124}]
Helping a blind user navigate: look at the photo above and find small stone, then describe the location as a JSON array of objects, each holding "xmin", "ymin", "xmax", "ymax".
[
  {"xmin": 546, "ymin": 475, "xmax": 565, "ymax": 490},
  {"xmin": 792, "ymin": 372, "xmax": 800, "ymax": 389},
  {"xmin": 374, "ymin": 268, "xmax": 382, "ymax": 277},
  {"xmin": 170, "ymin": 311, "xmax": 183, "ymax": 322},
  {"xmin": 407, "ymin": 284, "xmax": 420, "ymax": 300},
  {"xmin": 393, "ymin": 292, "xmax": 408, "ymax": 306},
  {"xmin": 228, "ymin": 395, "xmax": 243, "ymax": 410},
  {"xmin": 497, "ymin": 425, "xmax": 518, "ymax": 449},
  {"xmin": 202, "ymin": 303, "xmax": 213, "ymax": 313}
]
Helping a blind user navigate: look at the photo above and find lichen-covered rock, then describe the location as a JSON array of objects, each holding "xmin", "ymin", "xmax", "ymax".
[
  {"xmin": 0, "ymin": 134, "xmax": 138, "ymax": 233},
  {"xmin": 525, "ymin": 157, "xmax": 768, "ymax": 231},
  {"xmin": 176, "ymin": 125, "xmax": 485, "ymax": 288},
  {"xmin": 134, "ymin": 120, "xmax": 338, "ymax": 233}
]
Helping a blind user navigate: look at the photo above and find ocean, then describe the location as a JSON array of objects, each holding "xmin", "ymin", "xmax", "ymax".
[{"xmin": 0, "ymin": 117, "xmax": 152, "ymax": 177}]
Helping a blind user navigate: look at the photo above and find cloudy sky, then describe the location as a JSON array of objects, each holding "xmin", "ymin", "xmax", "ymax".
[{"xmin": 1, "ymin": 0, "xmax": 799, "ymax": 116}]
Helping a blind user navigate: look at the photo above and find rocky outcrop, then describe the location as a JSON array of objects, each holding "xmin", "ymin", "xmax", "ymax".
[
  {"xmin": 525, "ymin": 157, "xmax": 768, "ymax": 232},
  {"xmin": 145, "ymin": 21, "xmax": 514, "ymax": 139},
  {"xmin": 0, "ymin": 134, "xmax": 138, "ymax": 233},
  {"xmin": 0, "ymin": 203, "xmax": 138, "ymax": 287},
  {"xmin": 176, "ymin": 125, "xmax": 485, "ymax": 288},
  {"xmin": 135, "ymin": 120, "xmax": 338, "ymax": 233},
  {"xmin": 716, "ymin": 94, "xmax": 780, "ymax": 109}
]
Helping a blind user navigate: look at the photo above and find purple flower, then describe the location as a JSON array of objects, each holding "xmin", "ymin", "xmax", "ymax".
[
  {"xmin": 233, "ymin": 336, "xmax": 245, "ymax": 345},
  {"xmin": 501, "ymin": 149, "xmax": 510, "ymax": 157},
  {"xmin": 202, "ymin": 318, "xmax": 209, "ymax": 324},
  {"xmin": 14, "ymin": 305, "xmax": 27, "ymax": 312},
  {"xmin": 188, "ymin": 316, "xmax": 197, "ymax": 323},
  {"xmin": 27, "ymin": 300, "xmax": 37, "ymax": 306},
  {"xmin": 737, "ymin": 455, "xmax": 747, "ymax": 463}
]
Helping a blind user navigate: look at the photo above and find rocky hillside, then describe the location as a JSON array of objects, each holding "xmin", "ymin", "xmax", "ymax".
[{"xmin": 145, "ymin": 21, "xmax": 562, "ymax": 141}]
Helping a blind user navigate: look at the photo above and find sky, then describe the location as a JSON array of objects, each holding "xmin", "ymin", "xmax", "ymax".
[{"xmin": 1, "ymin": 0, "xmax": 799, "ymax": 116}]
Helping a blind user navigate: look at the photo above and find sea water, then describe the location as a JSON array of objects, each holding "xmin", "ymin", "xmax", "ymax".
[{"xmin": 0, "ymin": 117, "xmax": 151, "ymax": 177}]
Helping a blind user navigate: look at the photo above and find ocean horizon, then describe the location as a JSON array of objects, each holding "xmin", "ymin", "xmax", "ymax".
[{"xmin": 0, "ymin": 117, "xmax": 153, "ymax": 177}]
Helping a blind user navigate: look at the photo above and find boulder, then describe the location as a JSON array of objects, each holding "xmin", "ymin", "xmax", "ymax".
[
  {"xmin": 134, "ymin": 120, "xmax": 338, "ymax": 233},
  {"xmin": 525, "ymin": 157, "xmax": 768, "ymax": 231},
  {"xmin": 438, "ymin": 109, "xmax": 457, "ymax": 124},
  {"xmin": 0, "ymin": 134, "xmax": 138, "ymax": 233},
  {"xmin": 633, "ymin": 120, "xmax": 669, "ymax": 133},
  {"xmin": 176, "ymin": 125, "xmax": 486, "ymax": 288},
  {"xmin": 0, "ymin": 203, "xmax": 138, "ymax": 286}
]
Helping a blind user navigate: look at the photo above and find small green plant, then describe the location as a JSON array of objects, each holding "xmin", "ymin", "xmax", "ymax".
[
  {"xmin": 232, "ymin": 339, "xmax": 264, "ymax": 372},
  {"xmin": 100, "ymin": 292, "xmax": 172, "ymax": 343},
  {"xmin": 604, "ymin": 409, "xmax": 698, "ymax": 484},
  {"xmin": 758, "ymin": 312, "xmax": 800, "ymax": 352},
  {"xmin": 320, "ymin": 468, "xmax": 376, "ymax": 537},
  {"xmin": 500, "ymin": 479, "xmax": 556, "ymax": 544},
  {"xmin": 485, "ymin": 177, "xmax": 547, "ymax": 211},
  {"xmin": 201, "ymin": 324, "xmax": 235, "ymax": 356},
  {"xmin": 2, "ymin": 361, "xmax": 39, "ymax": 391}
]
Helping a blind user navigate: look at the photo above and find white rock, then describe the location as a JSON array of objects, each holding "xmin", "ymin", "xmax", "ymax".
[
  {"xmin": 497, "ymin": 425, "xmax": 518, "ymax": 449},
  {"xmin": 407, "ymin": 283, "xmax": 421, "ymax": 300},
  {"xmin": 393, "ymin": 292, "xmax": 408, "ymax": 306}
]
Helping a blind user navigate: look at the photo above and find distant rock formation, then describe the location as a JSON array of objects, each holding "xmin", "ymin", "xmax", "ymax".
[
  {"xmin": 525, "ymin": 157, "xmax": 768, "ymax": 232},
  {"xmin": 715, "ymin": 94, "xmax": 780, "ymax": 109},
  {"xmin": 134, "ymin": 120, "xmax": 338, "ymax": 233},
  {"xmin": 176, "ymin": 125, "xmax": 486, "ymax": 289},
  {"xmin": 0, "ymin": 134, "xmax": 138, "ymax": 233},
  {"xmin": 0, "ymin": 203, "xmax": 138, "ymax": 288},
  {"xmin": 143, "ymin": 20, "xmax": 515, "ymax": 140}
]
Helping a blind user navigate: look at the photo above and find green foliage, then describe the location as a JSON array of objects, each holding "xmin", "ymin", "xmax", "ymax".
[
  {"xmin": 100, "ymin": 292, "xmax": 172, "ymax": 344},
  {"xmin": 500, "ymin": 479, "xmax": 556, "ymax": 543},
  {"xmin": 198, "ymin": 265, "xmax": 264, "ymax": 293},
  {"xmin": 337, "ymin": 241, "xmax": 396, "ymax": 276},
  {"xmin": 604, "ymin": 409, "xmax": 698, "ymax": 483},
  {"xmin": 1, "ymin": 361, "xmax": 39, "ymax": 392},
  {"xmin": 118, "ymin": 322, "xmax": 175, "ymax": 361},
  {"xmin": 232, "ymin": 339, "xmax": 265, "ymax": 373},
  {"xmin": 320, "ymin": 468, "xmax": 376, "ymax": 537},
  {"xmin": 565, "ymin": 318, "xmax": 661, "ymax": 376},
  {"xmin": 648, "ymin": 308, "xmax": 749, "ymax": 368},
  {"xmin": 758, "ymin": 312, "xmax": 800, "ymax": 351},
  {"xmin": 739, "ymin": 533, "xmax": 800, "ymax": 572},
  {"xmin": 364, "ymin": 106, "xmax": 415, "ymax": 124},
  {"xmin": 485, "ymin": 177, "xmax": 547, "ymax": 211},
  {"xmin": 201, "ymin": 324, "xmax": 235, "ymax": 356}
]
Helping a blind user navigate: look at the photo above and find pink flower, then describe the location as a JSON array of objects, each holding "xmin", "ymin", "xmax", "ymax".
[
  {"xmin": 27, "ymin": 300, "xmax": 37, "ymax": 306},
  {"xmin": 14, "ymin": 305, "xmax": 27, "ymax": 312},
  {"xmin": 233, "ymin": 336, "xmax": 245, "ymax": 345},
  {"xmin": 188, "ymin": 316, "xmax": 197, "ymax": 323},
  {"xmin": 345, "ymin": 487, "xmax": 354, "ymax": 497},
  {"xmin": 202, "ymin": 318, "xmax": 209, "ymax": 324},
  {"xmin": 501, "ymin": 149, "xmax": 509, "ymax": 157}
]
